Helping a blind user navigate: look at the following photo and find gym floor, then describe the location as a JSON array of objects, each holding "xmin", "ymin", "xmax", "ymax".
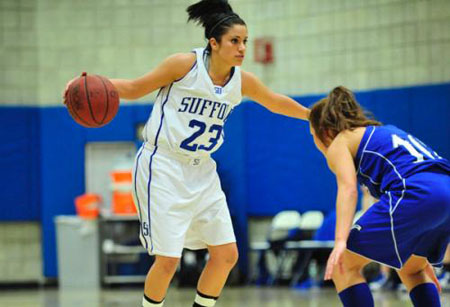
[{"xmin": 1, "ymin": 287, "xmax": 449, "ymax": 307}]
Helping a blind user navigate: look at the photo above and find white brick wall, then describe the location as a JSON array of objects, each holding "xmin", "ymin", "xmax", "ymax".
[
  {"xmin": 235, "ymin": 0, "xmax": 450, "ymax": 96},
  {"xmin": 0, "ymin": 223, "xmax": 42, "ymax": 282},
  {"xmin": 0, "ymin": 0, "xmax": 39, "ymax": 105},
  {"xmin": 0, "ymin": 0, "xmax": 449, "ymax": 103}
]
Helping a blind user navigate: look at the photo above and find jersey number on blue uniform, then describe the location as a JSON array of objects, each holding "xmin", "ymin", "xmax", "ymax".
[
  {"xmin": 392, "ymin": 134, "xmax": 441, "ymax": 163},
  {"xmin": 180, "ymin": 119, "xmax": 223, "ymax": 152}
]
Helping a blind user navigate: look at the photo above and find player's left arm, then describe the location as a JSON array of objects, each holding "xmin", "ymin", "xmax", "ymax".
[
  {"xmin": 323, "ymin": 134, "xmax": 359, "ymax": 279},
  {"xmin": 241, "ymin": 70, "xmax": 310, "ymax": 121},
  {"xmin": 326, "ymin": 135, "xmax": 359, "ymax": 244}
]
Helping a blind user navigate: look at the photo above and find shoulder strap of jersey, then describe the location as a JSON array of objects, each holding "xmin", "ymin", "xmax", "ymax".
[{"xmin": 193, "ymin": 48, "xmax": 207, "ymax": 72}]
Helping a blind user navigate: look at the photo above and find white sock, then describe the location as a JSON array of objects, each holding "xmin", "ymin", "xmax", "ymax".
[
  {"xmin": 194, "ymin": 292, "xmax": 217, "ymax": 306},
  {"xmin": 142, "ymin": 295, "xmax": 164, "ymax": 307}
]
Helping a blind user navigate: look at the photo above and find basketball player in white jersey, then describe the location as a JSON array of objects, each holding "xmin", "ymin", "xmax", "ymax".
[{"xmin": 66, "ymin": 1, "xmax": 309, "ymax": 306}]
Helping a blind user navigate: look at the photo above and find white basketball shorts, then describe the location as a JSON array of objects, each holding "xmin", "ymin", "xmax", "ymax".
[{"xmin": 132, "ymin": 143, "xmax": 236, "ymax": 258}]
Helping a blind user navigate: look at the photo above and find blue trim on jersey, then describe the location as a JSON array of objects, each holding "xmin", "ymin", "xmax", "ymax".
[
  {"xmin": 142, "ymin": 84, "xmax": 174, "ymax": 253},
  {"xmin": 223, "ymin": 66, "xmax": 235, "ymax": 87},
  {"xmin": 146, "ymin": 145, "xmax": 158, "ymax": 253},
  {"xmin": 153, "ymin": 83, "xmax": 174, "ymax": 147},
  {"xmin": 356, "ymin": 127, "xmax": 383, "ymax": 194},
  {"xmin": 155, "ymin": 87, "xmax": 163, "ymax": 99},
  {"xmin": 362, "ymin": 148, "xmax": 408, "ymax": 267},
  {"xmin": 201, "ymin": 48, "xmax": 236, "ymax": 88},
  {"xmin": 174, "ymin": 60, "xmax": 197, "ymax": 83},
  {"xmin": 133, "ymin": 145, "xmax": 148, "ymax": 250},
  {"xmin": 143, "ymin": 89, "xmax": 163, "ymax": 143},
  {"xmin": 356, "ymin": 126, "xmax": 376, "ymax": 173},
  {"xmin": 365, "ymin": 150, "xmax": 406, "ymax": 187},
  {"xmin": 144, "ymin": 83, "xmax": 174, "ymax": 253},
  {"xmin": 387, "ymin": 191, "xmax": 403, "ymax": 267}
]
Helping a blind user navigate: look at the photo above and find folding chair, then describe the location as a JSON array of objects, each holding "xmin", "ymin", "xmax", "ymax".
[
  {"xmin": 299, "ymin": 210, "xmax": 324, "ymax": 239},
  {"xmin": 289, "ymin": 210, "xmax": 328, "ymax": 287},
  {"xmin": 252, "ymin": 210, "xmax": 302, "ymax": 285}
]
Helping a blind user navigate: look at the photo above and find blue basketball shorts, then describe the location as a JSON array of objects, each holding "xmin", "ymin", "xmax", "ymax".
[{"xmin": 348, "ymin": 171, "xmax": 450, "ymax": 269}]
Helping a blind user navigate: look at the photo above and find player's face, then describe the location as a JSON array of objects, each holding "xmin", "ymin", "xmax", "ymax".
[
  {"xmin": 212, "ymin": 24, "xmax": 248, "ymax": 66},
  {"xmin": 310, "ymin": 124, "xmax": 328, "ymax": 154}
]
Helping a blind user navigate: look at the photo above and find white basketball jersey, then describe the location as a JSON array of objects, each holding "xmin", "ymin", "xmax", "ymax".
[{"xmin": 143, "ymin": 48, "xmax": 242, "ymax": 157}]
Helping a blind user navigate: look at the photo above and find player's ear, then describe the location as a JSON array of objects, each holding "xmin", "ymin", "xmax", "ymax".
[
  {"xmin": 324, "ymin": 129, "xmax": 335, "ymax": 147},
  {"xmin": 209, "ymin": 37, "xmax": 219, "ymax": 51}
]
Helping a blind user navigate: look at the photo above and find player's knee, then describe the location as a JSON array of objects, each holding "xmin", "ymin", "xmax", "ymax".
[
  {"xmin": 154, "ymin": 256, "xmax": 180, "ymax": 276},
  {"xmin": 331, "ymin": 261, "xmax": 364, "ymax": 283},
  {"xmin": 210, "ymin": 245, "xmax": 239, "ymax": 267},
  {"xmin": 224, "ymin": 247, "xmax": 239, "ymax": 267}
]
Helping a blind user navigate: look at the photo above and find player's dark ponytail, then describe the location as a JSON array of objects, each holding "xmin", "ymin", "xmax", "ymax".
[
  {"xmin": 187, "ymin": 0, "xmax": 246, "ymax": 51},
  {"xmin": 309, "ymin": 86, "xmax": 381, "ymax": 144}
]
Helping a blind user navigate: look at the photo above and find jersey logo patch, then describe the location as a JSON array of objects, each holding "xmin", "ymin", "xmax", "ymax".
[{"xmin": 214, "ymin": 86, "xmax": 222, "ymax": 94}]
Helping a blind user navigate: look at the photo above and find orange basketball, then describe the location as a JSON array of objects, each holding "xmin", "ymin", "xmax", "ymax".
[{"xmin": 65, "ymin": 72, "xmax": 119, "ymax": 128}]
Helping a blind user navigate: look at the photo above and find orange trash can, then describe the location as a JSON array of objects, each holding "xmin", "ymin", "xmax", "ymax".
[{"xmin": 74, "ymin": 193, "xmax": 101, "ymax": 219}]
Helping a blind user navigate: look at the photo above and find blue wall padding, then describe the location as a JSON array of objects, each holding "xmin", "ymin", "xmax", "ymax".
[
  {"xmin": 0, "ymin": 83, "xmax": 448, "ymax": 278},
  {"xmin": 244, "ymin": 99, "xmax": 337, "ymax": 216},
  {"xmin": 212, "ymin": 106, "xmax": 249, "ymax": 276},
  {"xmin": 355, "ymin": 83, "xmax": 449, "ymax": 157},
  {"xmin": 408, "ymin": 84, "xmax": 450, "ymax": 156},
  {"xmin": 40, "ymin": 107, "xmax": 85, "ymax": 277},
  {"xmin": 0, "ymin": 107, "xmax": 40, "ymax": 220}
]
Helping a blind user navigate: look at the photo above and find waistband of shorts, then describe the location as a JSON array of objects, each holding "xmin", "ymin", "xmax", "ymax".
[
  {"xmin": 408, "ymin": 165, "xmax": 450, "ymax": 178},
  {"xmin": 425, "ymin": 165, "xmax": 450, "ymax": 176},
  {"xmin": 142, "ymin": 142, "xmax": 210, "ymax": 165}
]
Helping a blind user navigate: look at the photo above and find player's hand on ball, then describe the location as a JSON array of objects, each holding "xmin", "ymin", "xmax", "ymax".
[
  {"xmin": 63, "ymin": 74, "xmax": 82, "ymax": 105},
  {"xmin": 324, "ymin": 240, "xmax": 346, "ymax": 280}
]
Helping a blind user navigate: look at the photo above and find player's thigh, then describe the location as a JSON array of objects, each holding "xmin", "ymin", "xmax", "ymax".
[{"xmin": 341, "ymin": 249, "xmax": 371, "ymax": 272}]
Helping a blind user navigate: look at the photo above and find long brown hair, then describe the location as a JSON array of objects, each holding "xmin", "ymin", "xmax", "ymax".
[{"xmin": 309, "ymin": 86, "xmax": 381, "ymax": 144}]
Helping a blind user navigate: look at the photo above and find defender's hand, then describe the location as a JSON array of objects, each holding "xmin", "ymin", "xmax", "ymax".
[{"xmin": 324, "ymin": 240, "xmax": 347, "ymax": 280}]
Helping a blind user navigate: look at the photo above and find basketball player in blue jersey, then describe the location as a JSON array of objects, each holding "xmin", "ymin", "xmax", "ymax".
[
  {"xmin": 309, "ymin": 86, "xmax": 450, "ymax": 307},
  {"xmin": 98, "ymin": 1, "xmax": 309, "ymax": 306}
]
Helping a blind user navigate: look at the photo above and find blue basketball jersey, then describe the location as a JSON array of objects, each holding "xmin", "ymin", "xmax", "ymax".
[
  {"xmin": 349, "ymin": 125, "xmax": 450, "ymax": 268},
  {"xmin": 355, "ymin": 125, "xmax": 450, "ymax": 199}
]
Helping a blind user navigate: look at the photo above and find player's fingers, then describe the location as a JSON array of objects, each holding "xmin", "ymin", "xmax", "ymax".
[
  {"xmin": 324, "ymin": 261, "xmax": 334, "ymax": 280},
  {"xmin": 63, "ymin": 77, "xmax": 78, "ymax": 103},
  {"xmin": 62, "ymin": 83, "xmax": 70, "ymax": 100},
  {"xmin": 324, "ymin": 254, "xmax": 336, "ymax": 280},
  {"xmin": 333, "ymin": 250, "xmax": 344, "ymax": 275}
]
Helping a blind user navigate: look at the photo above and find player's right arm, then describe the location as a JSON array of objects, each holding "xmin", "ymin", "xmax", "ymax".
[{"xmin": 110, "ymin": 53, "xmax": 196, "ymax": 100}]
